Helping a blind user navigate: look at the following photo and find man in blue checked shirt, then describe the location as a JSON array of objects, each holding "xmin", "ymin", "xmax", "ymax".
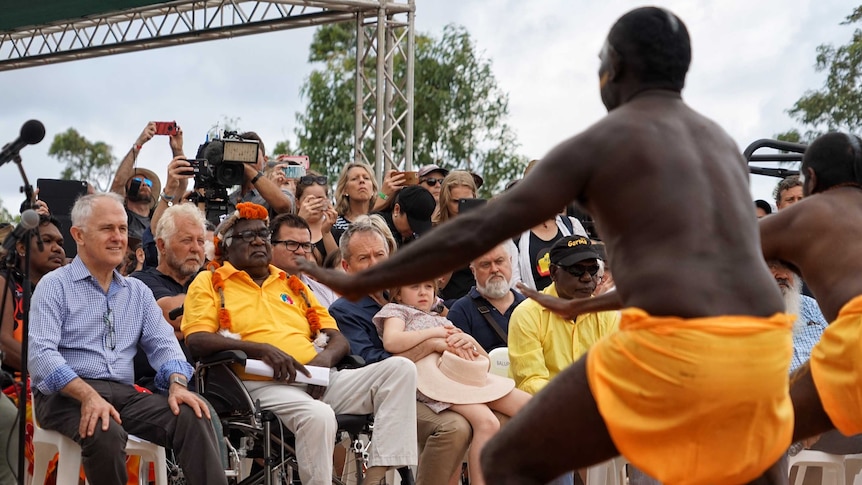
[{"xmin": 28, "ymin": 192, "xmax": 226, "ymax": 485}]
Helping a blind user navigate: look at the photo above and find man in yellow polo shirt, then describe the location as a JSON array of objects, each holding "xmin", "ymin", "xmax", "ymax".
[
  {"xmin": 182, "ymin": 203, "xmax": 417, "ymax": 485},
  {"xmin": 508, "ymin": 236, "xmax": 619, "ymax": 394}
]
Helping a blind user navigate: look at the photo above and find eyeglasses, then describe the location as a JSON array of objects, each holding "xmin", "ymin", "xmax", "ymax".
[
  {"xmin": 557, "ymin": 264, "xmax": 600, "ymax": 278},
  {"xmin": 299, "ymin": 175, "xmax": 328, "ymax": 186},
  {"xmin": 420, "ymin": 177, "xmax": 445, "ymax": 187},
  {"xmin": 132, "ymin": 177, "xmax": 153, "ymax": 188},
  {"xmin": 227, "ymin": 229, "xmax": 271, "ymax": 243},
  {"xmin": 103, "ymin": 307, "xmax": 116, "ymax": 351},
  {"xmin": 271, "ymin": 239, "xmax": 314, "ymax": 252}
]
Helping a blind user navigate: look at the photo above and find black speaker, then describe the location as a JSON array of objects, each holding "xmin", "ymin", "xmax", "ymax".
[{"xmin": 36, "ymin": 179, "xmax": 89, "ymax": 258}]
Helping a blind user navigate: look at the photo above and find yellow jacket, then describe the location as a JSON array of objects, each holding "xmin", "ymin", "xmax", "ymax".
[{"xmin": 508, "ymin": 283, "xmax": 619, "ymax": 394}]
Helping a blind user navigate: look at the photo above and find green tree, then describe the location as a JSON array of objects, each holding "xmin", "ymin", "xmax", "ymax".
[
  {"xmin": 271, "ymin": 140, "xmax": 295, "ymax": 157},
  {"xmin": 48, "ymin": 128, "xmax": 117, "ymax": 192},
  {"xmin": 0, "ymin": 197, "xmax": 14, "ymax": 223},
  {"xmin": 778, "ymin": 6, "xmax": 862, "ymax": 141},
  {"xmin": 293, "ymin": 23, "xmax": 526, "ymax": 196}
]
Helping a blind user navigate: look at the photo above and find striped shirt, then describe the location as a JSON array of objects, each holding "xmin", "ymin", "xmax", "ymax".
[{"xmin": 29, "ymin": 257, "xmax": 192, "ymax": 394}]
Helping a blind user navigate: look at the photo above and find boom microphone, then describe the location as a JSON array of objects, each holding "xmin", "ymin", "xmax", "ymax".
[{"xmin": 0, "ymin": 120, "xmax": 46, "ymax": 167}]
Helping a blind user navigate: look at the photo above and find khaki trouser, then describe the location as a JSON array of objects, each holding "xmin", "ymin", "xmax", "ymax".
[{"xmin": 246, "ymin": 356, "xmax": 418, "ymax": 485}]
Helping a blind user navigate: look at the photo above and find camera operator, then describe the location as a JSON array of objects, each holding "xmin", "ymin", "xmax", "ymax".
[
  {"xmin": 110, "ymin": 122, "xmax": 179, "ymax": 240},
  {"xmin": 227, "ymin": 131, "xmax": 293, "ymax": 216}
]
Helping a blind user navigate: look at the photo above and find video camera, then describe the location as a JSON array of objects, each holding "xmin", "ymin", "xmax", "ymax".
[
  {"xmin": 193, "ymin": 131, "xmax": 260, "ymax": 189},
  {"xmin": 190, "ymin": 131, "xmax": 261, "ymax": 225}
]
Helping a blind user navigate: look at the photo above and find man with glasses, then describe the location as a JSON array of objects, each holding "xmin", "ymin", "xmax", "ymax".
[
  {"xmin": 447, "ymin": 244, "xmax": 525, "ymax": 352},
  {"xmin": 183, "ymin": 202, "xmax": 417, "ymax": 485},
  {"xmin": 416, "ymin": 164, "xmax": 449, "ymax": 201},
  {"xmin": 508, "ymin": 236, "xmax": 619, "ymax": 395},
  {"xmin": 270, "ymin": 213, "xmax": 339, "ymax": 307},
  {"xmin": 28, "ymin": 193, "xmax": 226, "ymax": 485}
]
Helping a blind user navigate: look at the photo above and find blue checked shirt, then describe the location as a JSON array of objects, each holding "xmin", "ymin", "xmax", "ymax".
[
  {"xmin": 29, "ymin": 257, "xmax": 192, "ymax": 395},
  {"xmin": 790, "ymin": 295, "xmax": 829, "ymax": 373}
]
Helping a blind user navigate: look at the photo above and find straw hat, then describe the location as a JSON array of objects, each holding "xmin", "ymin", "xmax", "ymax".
[
  {"xmin": 415, "ymin": 351, "xmax": 514, "ymax": 405},
  {"xmin": 127, "ymin": 167, "xmax": 162, "ymax": 210}
]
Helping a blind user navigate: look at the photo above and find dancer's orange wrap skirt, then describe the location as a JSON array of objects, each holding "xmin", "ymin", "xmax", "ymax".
[
  {"xmin": 586, "ymin": 308, "xmax": 794, "ymax": 485},
  {"xmin": 811, "ymin": 294, "xmax": 862, "ymax": 436}
]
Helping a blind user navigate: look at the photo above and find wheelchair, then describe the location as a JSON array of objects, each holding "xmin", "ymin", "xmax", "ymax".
[{"xmin": 193, "ymin": 349, "xmax": 378, "ymax": 485}]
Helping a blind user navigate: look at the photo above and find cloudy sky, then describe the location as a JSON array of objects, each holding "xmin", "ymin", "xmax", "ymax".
[{"xmin": 0, "ymin": 0, "xmax": 856, "ymax": 215}]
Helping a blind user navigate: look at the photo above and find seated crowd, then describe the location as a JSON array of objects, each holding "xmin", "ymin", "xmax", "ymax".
[{"xmin": 0, "ymin": 121, "xmax": 844, "ymax": 485}]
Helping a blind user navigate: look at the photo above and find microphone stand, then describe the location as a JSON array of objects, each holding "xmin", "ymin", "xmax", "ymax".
[{"xmin": 13, "ymin": 153, "xmax": 35, "ymax": 485}]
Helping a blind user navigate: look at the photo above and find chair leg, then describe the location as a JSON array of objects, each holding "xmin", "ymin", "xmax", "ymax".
[
  {"xmin": 55, "ymin": 441, "xmax": 83, "ymax": 485},
  {"xmin": 31, "ymin": 444, "xmax": 56, "ymax": 485}
]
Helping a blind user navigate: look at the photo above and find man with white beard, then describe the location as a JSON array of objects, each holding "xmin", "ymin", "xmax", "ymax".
[
  {"xmin": 447, "ymin": 244, "xmax": 526, "ymax": 352},
  {"xmin": 767, "ymin": 261, "xmax": 828, "ymax": 373}
]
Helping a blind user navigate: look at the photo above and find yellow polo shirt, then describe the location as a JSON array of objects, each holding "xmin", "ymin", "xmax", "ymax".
[
  {"xmin": 508, "ymin": 282, "xmax": 619, "ymax": 395},
  {"xmin": 183, "ymin": 262, "xmax": 338, "ymax": 380}
]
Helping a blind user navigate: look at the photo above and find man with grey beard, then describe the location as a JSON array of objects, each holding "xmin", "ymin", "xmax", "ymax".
[
  {"xmin": 131, "ymin": 203, "xmax": 207, "ymax": 387},
  {"xmin": 767, "ymin": 260, "xmax": 827, "ymax": 373},
  {"xmin": 448, "ymin": 244, "xmax": 526, "ymax": 352}
]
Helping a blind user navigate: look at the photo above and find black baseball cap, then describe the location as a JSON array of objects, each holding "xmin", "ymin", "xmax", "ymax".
[
  {"xmin": 396, "ymin": 185, "xmax": 436, "ymax": 236},
  {"xmin": 549, "ymin": 236, "xmax": 600, "ymax": 266},
  {"xmin": 754, "ymin": 199, "xmax": 772, "ymax": 215}
]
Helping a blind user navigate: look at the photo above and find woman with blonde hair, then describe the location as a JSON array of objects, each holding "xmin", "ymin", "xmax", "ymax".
[
  {"xmin": 433, "ymin": 170, "xmax": 477, "ymax": 225},
  {"xmin": 332, "ymin": 163, "xmax": 379, "ymax": 238},
  {"xmin": 433, "ymin": 170, "xmax": 479, "ymax": 305}
]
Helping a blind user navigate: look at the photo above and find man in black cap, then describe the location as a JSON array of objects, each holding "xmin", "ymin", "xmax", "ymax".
[
  {"xmin": 510, "ymin": 236, "xmax": 619, "ymax": 391},
  {"xmin": 375, "ymin": 185, "xmax": 436, "ymax": 248}
]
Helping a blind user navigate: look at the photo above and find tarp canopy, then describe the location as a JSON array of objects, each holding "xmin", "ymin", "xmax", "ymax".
[{"xmin": 0, "ymin": 1, "xmax": 169, "ymax": 31}]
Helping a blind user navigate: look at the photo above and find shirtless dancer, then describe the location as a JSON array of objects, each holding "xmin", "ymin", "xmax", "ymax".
[
  {"xmin": 302, "ymin": 7, "xmax": 791, "ymax": 484},
  {"xmin": 758, "ymin": 132, "xmax": 862, "ymax": 448}
]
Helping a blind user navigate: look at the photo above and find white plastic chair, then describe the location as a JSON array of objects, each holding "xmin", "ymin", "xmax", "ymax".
[
  {"xmin": 788, "ymin": 449, "xmax": 847, "ymax": 485},
  {"xmin": 488, "ymin": 347, "xmax": 510, "ymax": 377},
  {"xmin": 585, "ymin": 456, "xmax": 628, "ymax": 485},
  {"xmin": 31, "ymin": 393, "xmax": 168, "ymax": 485}
]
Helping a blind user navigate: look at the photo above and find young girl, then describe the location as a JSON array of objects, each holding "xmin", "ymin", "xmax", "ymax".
[{"xmin": 373, "ymin": 281, "xmax": 531, "ymax": 485}]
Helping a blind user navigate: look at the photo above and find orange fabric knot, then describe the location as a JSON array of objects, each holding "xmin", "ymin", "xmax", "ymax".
[
  {"xmin": 236, "ymin": 202, "xmax": 269, "ymax": 221},
  {"xmin": 217, "ymin": 308, "xmax": 232, "ymax": 331},
  {"xmin": 287, "ymin": 275, "xmax": 321, "ymax": 337},
  {"xmin": 212, "ymin": 272, "xmax": 225, "ymax": 291},
  {"xmin": 206, "ymin": 261, "xmax": 221, "ymax": 272},
  {"xmin": 306, "ymin": 307, "xmax": 321, "ymax": 335}
]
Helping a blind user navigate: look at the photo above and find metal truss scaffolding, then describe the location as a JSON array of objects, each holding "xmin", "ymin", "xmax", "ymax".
[{"xmin": 0, "ymin": 0, "xmax": 415, "ymax": 178}]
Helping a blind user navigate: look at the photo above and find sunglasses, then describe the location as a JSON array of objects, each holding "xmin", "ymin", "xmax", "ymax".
[
  {"xmin": 299, "ymin": 175, "xmax": 328, "ymax": 186},
  {"xmin": 132, "ymin": 177, "xmax": 153, "ymax": 187},
  {"xmin": 420, "ymin": 177, "xmax": 445, "ymax": 187},
  {"xmin": 228, "ymin": 229, "xmax": 271, "ymax": 243},
  {"xmin": 557, "ymin": 263, "xmax": 600, "ymax": 278}
]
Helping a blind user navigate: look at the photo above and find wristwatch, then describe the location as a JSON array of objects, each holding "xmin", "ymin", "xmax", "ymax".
[{"xmin": 170, "ymin": 375, "xmax": 189, "ymax": 388}]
